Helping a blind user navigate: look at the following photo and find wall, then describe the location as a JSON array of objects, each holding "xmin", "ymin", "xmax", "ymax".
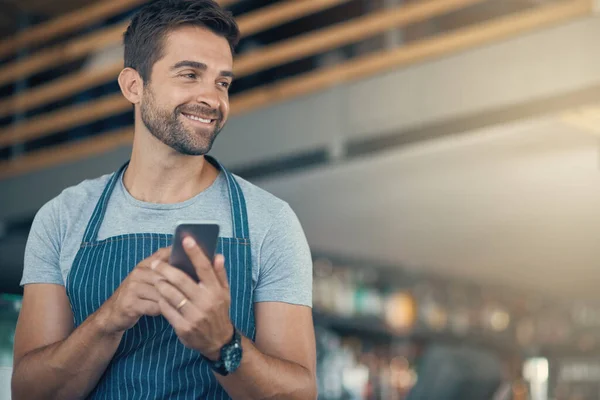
[{"xmin": 3, "ymin": 16, "xmax": 600, "ymax": 220}]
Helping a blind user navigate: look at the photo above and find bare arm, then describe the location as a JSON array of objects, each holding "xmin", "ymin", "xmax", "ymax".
[
  {"xmin": 12, "ymin": 248, "xmax": 168, "ymax": 400},
  {"xmin": 216, "ymin": 302, "xmax": 317, "ymax": 400},
  {"xmin": 11, "ymin": 284, "xmax": 123, "ymax": 400}
]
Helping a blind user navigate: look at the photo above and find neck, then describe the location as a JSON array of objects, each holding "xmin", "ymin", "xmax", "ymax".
[{"xmin": 123, "ymin": 129, "xmax": 219, "ymax": 204}]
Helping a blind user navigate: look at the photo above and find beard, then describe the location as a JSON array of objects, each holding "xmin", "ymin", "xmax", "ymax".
[{"xmin": 140, "ymin": 85, "xmax": 223, "ymax": 156}]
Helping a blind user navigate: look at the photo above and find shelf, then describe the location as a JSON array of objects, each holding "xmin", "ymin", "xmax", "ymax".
[
  {"xmin": 313, "ymin": 310, "xmax": 397, "ymax": 339},
  {"xmin": 312, "ymin": 310, "xmax": 522, "ymax": 354}
]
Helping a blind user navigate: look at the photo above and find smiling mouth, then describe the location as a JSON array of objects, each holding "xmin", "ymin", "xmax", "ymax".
[{"xmin": 182, "ymin": 113, "xmax": 216, "ymax": 125}]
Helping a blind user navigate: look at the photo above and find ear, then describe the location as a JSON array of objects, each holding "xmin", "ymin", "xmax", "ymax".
[{"xmin": 118, "ymin": 67, "xmax": 144, "ymax": 105}]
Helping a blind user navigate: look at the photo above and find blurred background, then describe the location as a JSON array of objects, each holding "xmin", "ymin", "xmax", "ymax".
[{"xmin": 2, "ymin": 0, "xmax": 600, "ymax": 398}]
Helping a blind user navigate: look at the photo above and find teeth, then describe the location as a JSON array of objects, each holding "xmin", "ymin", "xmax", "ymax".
[{"xmin": 184, "ymin": 114, "xmax": 212, "ymax": 123}]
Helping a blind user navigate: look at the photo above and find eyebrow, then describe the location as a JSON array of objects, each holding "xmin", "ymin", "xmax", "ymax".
[{"xmin": 170, "ymin": 60, "xmax": 235, "ymax": 79}]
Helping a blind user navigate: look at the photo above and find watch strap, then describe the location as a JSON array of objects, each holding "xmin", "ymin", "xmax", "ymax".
[{"xmin": 206, "ymin": 328, "xmax": 240, "ymax": 376}]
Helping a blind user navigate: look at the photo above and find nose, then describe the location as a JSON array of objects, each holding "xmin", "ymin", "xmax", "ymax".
[{"xmin": 195, "ymin": 82, "xmax": 220, "ymax": 110}]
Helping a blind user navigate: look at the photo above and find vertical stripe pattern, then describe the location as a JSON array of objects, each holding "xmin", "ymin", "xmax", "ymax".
[{"xmin": 65, "ymin": 157, "xmax": 254, "ymax": 399}]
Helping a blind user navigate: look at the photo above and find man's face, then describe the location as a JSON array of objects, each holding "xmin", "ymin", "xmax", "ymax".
[{"xmin": 140, "ymin": 25, "xmax": 233, "ymax": 156}]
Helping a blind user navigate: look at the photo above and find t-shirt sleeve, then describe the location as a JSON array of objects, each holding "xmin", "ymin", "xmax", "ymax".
[
  {"xmin": 21, "ymin": 199, "xmax": 64, "ymax": 286},
  {"xmin": 254, "ymin": 203, "xmax": 313, "ymax": 307}
]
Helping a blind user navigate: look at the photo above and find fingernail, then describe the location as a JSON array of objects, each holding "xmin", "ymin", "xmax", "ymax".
[
  {"xmin": 183, "ymin": 237, "xmax": 196, "ymax": 249},
  {"xmin": 151, "ymin": 260, "xmax": 160, "ymax": 270}
]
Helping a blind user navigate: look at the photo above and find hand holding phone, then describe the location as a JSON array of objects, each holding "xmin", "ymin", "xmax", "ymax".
[
  {"xmin": 156, "ymin": 222, "xmax": 233, "ymax": 361},
  {"xmin": 170, "ymin": 221, "xmax": 220, "ymax": 282}
]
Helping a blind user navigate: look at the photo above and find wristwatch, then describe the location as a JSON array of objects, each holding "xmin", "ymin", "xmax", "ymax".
[{"xmin": 206, "ymin": 328, "xmax": 243, "ymax": 376}]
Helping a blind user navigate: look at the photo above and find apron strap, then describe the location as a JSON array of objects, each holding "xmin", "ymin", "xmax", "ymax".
[
  {"xmin": 81, "ymin": 162, "xmax": 128, "ymax": 243},
  {"xmin": 206, "ymin": 155, "xmax": 250, "ymax": 241}
]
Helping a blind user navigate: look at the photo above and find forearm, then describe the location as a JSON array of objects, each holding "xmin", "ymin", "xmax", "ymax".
[
  {"xmin": 216, "ymin": 336, "xmax": 317, "ymax": 400},
  {"xmin": 12, "ymin": 311, "xmax": 123, "ymax": 400}
]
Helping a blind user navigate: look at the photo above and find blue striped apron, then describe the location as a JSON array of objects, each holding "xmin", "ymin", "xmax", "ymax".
[{"xmin": 65, "ymin": 157, "xmax": 255, "ymax": 399}]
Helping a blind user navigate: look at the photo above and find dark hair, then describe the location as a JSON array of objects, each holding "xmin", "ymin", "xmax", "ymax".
[{"xmin": 123, "ymin": 0, "xmax": 239, "ymax": 83}]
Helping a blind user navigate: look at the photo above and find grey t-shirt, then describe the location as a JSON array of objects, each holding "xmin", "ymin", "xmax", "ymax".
[{"xmin": 21, "ymin": 168, "xmax": 313, "ymax": 307}]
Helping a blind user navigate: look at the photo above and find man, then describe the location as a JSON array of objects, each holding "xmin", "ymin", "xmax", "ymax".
[{"xmin": 11, "ymin": 0, "xmax": 316, "ymax": 399}]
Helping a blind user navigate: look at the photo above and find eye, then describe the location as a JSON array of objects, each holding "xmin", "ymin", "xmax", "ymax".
[
  {"xmin": 218, "ymin": 81, "xmax": 231, "ymax": 89},
  {"xmin": 181, "ymin": 73, "xmax": 197, "ymax": 80}
]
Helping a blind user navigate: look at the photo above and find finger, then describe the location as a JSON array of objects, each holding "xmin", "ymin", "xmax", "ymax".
[
  {"xmin": 158, "ymin": 297, "xmax": 191, "ymax": 334},
  {"xmin": 151, "ymin": 259, "xmax": 201, "ymax": 302},
  {"xmin": 182, "ymin": 236, "xmax": 218, "ymax": 287},
  {"xmin": 136, "ymin": 257, "xmax": 162, "ymax": 272},
  {"xmin": 155, "ymin": 283, "xmax": 202, "ymax": 323},
  {"xmin": 153, "ymin": 246, "xmax": 172, "ymax": 261},
  {"xmin": 213, "ymin": 255, "xmax": 229, "ymax": 289},
  {"xmin": 131, "ymin": 266, "xmax": 165, "ymax": 286},
  {"xmin": 138, "ymin": 246, "xmax": 172, "ymax": 269},
  {"xmin": 133, "ymin": 282, "xmax": 162, "ymax": 302},
  {"xmin": 137, "ymin": 299, "xmax": 161, "ymax": 317},
  {"xmin": 154, "ymin": 278, "xmax": 190, "ymax": 310}
]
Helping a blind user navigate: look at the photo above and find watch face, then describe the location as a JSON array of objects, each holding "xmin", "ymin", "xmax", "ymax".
[{"xmin": 223, "ymin": 340, "xmax": 243, "ymax": 373}]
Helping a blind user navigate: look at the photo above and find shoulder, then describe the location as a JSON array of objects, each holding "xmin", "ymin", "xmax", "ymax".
[
  {"xmin": 34, "ymin": 173, "xmax": 113, "ymax": 234},
  {"xmin": 54, "ymin": 173, "xmax": 113, "ymax": 211},
  {"xmin": 231, "ymin": 173, "xmax": 308, "ymax": 251},
  {"xmin": 231, "ymin": 173, "xmax": 291, "ymax": 222},
  {"xmin": 22, "ymin": 173, "xmax": 115, "ymax": 286}
]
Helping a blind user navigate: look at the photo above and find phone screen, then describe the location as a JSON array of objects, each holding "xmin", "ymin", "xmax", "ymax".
[{"xmin": 169, "ymin": 222, "xmax": 220, "ymax": 282}]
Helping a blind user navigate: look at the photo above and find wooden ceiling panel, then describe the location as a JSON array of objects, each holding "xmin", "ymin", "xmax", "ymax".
[
  {"xmin": 4, "ymin": 0, "xmax": 101, "ymax": 17},
  {"xmin": 0, "ymin": 0, "xmax": 100, "ymax": 37}
]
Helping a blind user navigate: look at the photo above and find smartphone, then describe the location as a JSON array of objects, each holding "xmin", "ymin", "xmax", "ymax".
[{"xmin": 170, "ymin": 221, "xmax": 220, "ymax": 282}]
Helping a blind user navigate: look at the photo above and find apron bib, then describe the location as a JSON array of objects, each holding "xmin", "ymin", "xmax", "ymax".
[{"xmin": 65, "ymin": 157, "xmax": 255, "ymax": 399}]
